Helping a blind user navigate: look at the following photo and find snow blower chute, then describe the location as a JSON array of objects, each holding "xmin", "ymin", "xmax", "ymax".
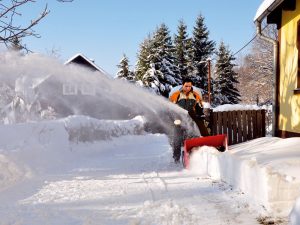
[{"xmin": 182, "ymin": 134, "xmax": 228, "ymax": 169}]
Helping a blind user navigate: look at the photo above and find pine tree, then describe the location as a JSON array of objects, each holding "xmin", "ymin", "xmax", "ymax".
[
  {"xmin": 142, "ymin": 23, "xmax": 181, "ymax": 97},
  {"xmin": 116, "ymin": 54, "xmax": 135, "ymax": 82},
  {"xmin": 135, "ymin": 35, "xmax": 152, "ymax": 81},
  {"xmin": 191, "ymin": 14, "xmax": 215, "ymax": 93},
  {"xmin": 141, "ymin": 63, "xmax": 164, "ymax": 94},
  {"xmin": 174, "ymin": 20, "xmax": 192, "ymax": 81},
  {"xmin": 213, "ymin": 42, "xmax": 241, "ymax": 106}
]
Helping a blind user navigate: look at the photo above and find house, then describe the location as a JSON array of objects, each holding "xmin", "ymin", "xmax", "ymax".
[
  {"xmin": 63, "ymin": 53, "xmax": 110, "ymax": 96},
  {"xmin": 254, "ymin": 0, "xmax": 300, "ymax": 137},
  {"xmin": 64, "ymin": 53, "xmax": 108, "ymax": 76},
  {"xmin": 35, "ymin": 53, "xmax": 131, "ymax": 120}
]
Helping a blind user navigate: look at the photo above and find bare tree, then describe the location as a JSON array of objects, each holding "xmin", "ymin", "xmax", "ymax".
[
  {"xmin": 249, "ymin": 23, "xmax": 277, "ymax": 80},
  {"xmin": 237, "ymin": 22, "xmax": 277, "ymax": 105},
  {"xmin": 0, "ymin": 0, "xmax": 73, "ymax": 51}
]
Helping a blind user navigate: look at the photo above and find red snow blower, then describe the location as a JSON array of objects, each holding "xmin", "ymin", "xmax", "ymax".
[{"xmin": 182, "ymin": 134, "xmax": 228, "ymax": 169}]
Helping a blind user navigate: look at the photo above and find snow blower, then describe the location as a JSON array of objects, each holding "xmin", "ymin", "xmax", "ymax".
[{"xmin": 182, "ymin": 134, "xmax": 228, "ymax": 169}]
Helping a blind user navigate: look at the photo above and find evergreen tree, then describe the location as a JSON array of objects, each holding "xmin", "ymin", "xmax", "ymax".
[
  {"xmin": 135, "ymin": 35, "xmax": 152, "ymax": 81},
  {"xmin": 174, "ymin": 20, "xmax": 192, "ymax": 81},
  {"xmin": 141, "ymin": 63, "xmax": 164, "ymax": 94},
  {"xmin": 191, "ymin": 14, "xmax": 215, "ymax": 93},
  {"xmin": 213, "ymin": 42, "xmax": 241, "ymax": 105},
  {"xmin": 116, "ymin": 54, "xmax": 135, "ymax": 82},
  {"xmin": 142, "ymin": 23, "xmax": 181, "ymax": 97}
]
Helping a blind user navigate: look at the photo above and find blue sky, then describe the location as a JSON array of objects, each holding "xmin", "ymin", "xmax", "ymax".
[{"xmin": 18, "ymin": 0, "xmax": 263, "ymax": 76}]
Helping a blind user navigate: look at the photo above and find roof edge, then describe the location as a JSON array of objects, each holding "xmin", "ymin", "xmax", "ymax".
[
  {"xmin": 254, "ymin": 0, "xmax": 284, "ymax": 22},
  {"xmin": 64, "ymin": 53, "xmax": 109, "ymax": 76}
]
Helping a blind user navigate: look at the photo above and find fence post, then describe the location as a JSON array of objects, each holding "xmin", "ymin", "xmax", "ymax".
[
  {"xmin": 232, "ymin": 111, "xmax": 238, "ymax": 144},
  {"xmin": 212, "ymin": 110, "xmax": 217, "ymax": 135},
  {"xmin": 256, "ymin": 110, "xmax": 262, "ymax": 138},
  {"xmin": 227, "ymin": 111, "xmax": 233, "ymax": 145},
  {"xmin": 208, "ymin": 108, "xmax": 214, "ymax": 135},
  {"xmin": 247, "ymin": 110, "xmax": 253, "ymax": 140},
  {"xmin": 237, "ymin": 111, "xmax": 243, "ymax": 143},
  {"xmin": 218, "ymin": 111, "xmax": 223, "ymax": 135},
  {"xmin": 262, "ymin": 109, "xmax": 266, "ymax": 137}
]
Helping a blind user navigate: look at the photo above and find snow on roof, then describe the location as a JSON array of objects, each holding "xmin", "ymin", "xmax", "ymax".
[
  {"xmin": 64, "ymin": 53, "xmax": 109, "ymax": 76},
  {"xmin": 254, "ymin": 0, "xmax": 284, "ymax": 22}
]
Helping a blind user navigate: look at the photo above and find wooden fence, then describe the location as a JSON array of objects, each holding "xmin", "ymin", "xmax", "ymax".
[{"xmin": 209, "ymin": 109, "xmax": 266, "ymax": 145}]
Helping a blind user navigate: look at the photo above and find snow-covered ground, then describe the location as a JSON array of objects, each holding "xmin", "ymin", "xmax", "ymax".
[
  {"xmin": 0, "ymin": 51, "xmax": 299, "ymax": 224},
  {"xmin": 0, "ymin": 116, "xmax": 299, "ymax": 224}
]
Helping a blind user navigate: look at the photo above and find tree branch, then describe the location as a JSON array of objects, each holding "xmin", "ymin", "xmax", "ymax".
[{"xmin": 0, "ymin": 0, "xmax": 73, "ymax": 50}]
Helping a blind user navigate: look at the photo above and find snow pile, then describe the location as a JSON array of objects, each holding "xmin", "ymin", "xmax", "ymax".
[
  {"xmin": 189, "ymin": 146, "xmax": 221, "ymax": 176},
  {"xmin": 213, "ymin": 104, "xmax": 261, "ymax": 112},
  {"xmin": 0, "ymin": 115, "xmax": 146, "ymax": 185},
  {"xmin": 0, "ymin": 154, "xmax": 30, "ymax": 191},
  {"xmin": 0, "ymin": 119, "xmax": 69, "ymax": 152},
  {"xmin": 189, "ymin": 137, "xmax": 300, "ymax": 217},
  {"xmin": 63, "ymin": 115, "xmax": 145, "ymax": 142},
  {"xmin": 290, "ymin": 197, "xmax": 300, "ymax": 224},
  {"xmin": 0, "ymin": 115, "xmax": 145, "ymax": 150}
]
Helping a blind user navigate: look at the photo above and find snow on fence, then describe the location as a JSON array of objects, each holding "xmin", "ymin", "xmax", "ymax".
[{"xmin": 209, "ymin": 109, "xmax": 266, "ymax": 145}]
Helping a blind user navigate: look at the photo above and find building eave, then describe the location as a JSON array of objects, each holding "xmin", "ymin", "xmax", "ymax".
[
  {"xmin": 64, "ymin": 53, "xmax": 109, "ymax": 76},
  {"xmin": 254, "ymin": 0, "xmax": 285, "ymax": 22}
]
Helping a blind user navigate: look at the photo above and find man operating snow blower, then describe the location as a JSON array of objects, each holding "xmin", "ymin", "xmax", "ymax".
[{"xmin": 169, "ymin": 78, "xmax": 210, "ymax": 163}]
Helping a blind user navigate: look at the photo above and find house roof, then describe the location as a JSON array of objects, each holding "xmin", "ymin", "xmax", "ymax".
[
  {"xmin": 254, "ymin": 0, "xmax": 285, "ymax": 22},
  {"xmin": 64, "ymin": 53, "xmax": 109, "ymax": 76}
]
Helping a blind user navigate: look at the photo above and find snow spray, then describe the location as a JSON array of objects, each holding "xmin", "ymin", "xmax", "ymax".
[{"xmin": 0, "ymin": 51, "xmax": 199, "ymax": 136}]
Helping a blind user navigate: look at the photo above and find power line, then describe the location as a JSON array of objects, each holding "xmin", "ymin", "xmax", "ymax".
[
  {"xmin": 233, "ymin": 34, "xmax": 257, "ymax": 56},
  {"xmin": 207, "ymin": 25, "xmax": 269, "ymax": 63},
  {"xmin": 233, "ymin": 24, "xmax": 268, "ymax": 56}
]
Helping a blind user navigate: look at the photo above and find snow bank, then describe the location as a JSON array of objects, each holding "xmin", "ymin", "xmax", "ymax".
[
  {"xmin": 0, "ymin": 116, "xmax": 146, "ymax": 187},
  {"xmin": 189, "ymin": 137, "xmax": 300, "ymax": 217},
  {"xmin": 0, "ymin": 115, "xmax": 146, "ymax": 150},
  {"xmin": 0, "ymin": 119, "xmax": 69, "ymax": 152},
  {"xmin": 63, "ymin": 115, "xmax": 145, "ymax": 142},
  {"xmin": 0, "ymin": 154, "xmax": 30, "ymax": 191},
  {"xmin": 290, "ymin": 197, "xmax": 300, "ymax": 224}
]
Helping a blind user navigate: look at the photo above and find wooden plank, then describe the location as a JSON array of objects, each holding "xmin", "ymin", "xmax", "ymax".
[
  {"xmin": 262, "ymin": 109, "xmax": 266, "ymax": 137},
  {"xmin": 247, "ymin": 110, "xmax": 253, "ymax": 140},
  {"xmin": 209, "ymin": 109, "xmax": 213, "ymax": 135},
  {"xmin": 252, "ymin": 110, "xmax": 257, "ymax": 139},
  {"xmin": 232, "ymin": 111, "xmax": 238, "ymax": 145},
  {"xmin": 227, "ymin": 112, "xmax": 233, "ymax": 145},
  {"xmin": 242, "ymin": 111, "xmax": 247, "ymax": 141},
  {"xmin": 213, "ymin": 111, "xmax": 218, "ymax": 135},
  {"xmin": 257, "ymin": 110, "xmax": 262, "ymax": 138},
  {"xmin": 210, "ymin": 109, "xmax": 266, "ymax": 144},
  {"xmin": 218, "ymin": 111, "xmax": 223, "ymax": 135},
  {"xmin": 237, "ymin": 111, "xmax": 243, "ymax": 143},
  {"xmin": 223, "ymin": 111, "xmax": 228, "ymax": 141},
  {"xmin": 215, "ymin": 112, "xmax": 219, "ymax": 134}
]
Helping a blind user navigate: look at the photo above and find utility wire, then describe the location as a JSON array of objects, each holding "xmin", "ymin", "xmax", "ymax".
[
  {"xmin": 233, "ymin": 34, "xmax": 257, "ymax": 56},
  {"xmin": 233, "ymin": 24, "xmax": 268, "ymax": 56},
  {"xmin": 208, "ymin": 25, "xmax": 269, "ymax": 63}
]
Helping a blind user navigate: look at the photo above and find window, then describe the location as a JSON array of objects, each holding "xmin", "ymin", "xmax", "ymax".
[
  {"xmin": 80, "ymin": 84, "xmax": 96, "ymax": 96},
  {"xmin": 63, "ymin": 83, "xmax": 77, "ymax": 95}
]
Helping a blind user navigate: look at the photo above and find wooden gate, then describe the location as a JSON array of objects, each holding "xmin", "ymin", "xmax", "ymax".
[{"xmin": 209, "ymin": 109, "xmax": 266, "ymax": 145}]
